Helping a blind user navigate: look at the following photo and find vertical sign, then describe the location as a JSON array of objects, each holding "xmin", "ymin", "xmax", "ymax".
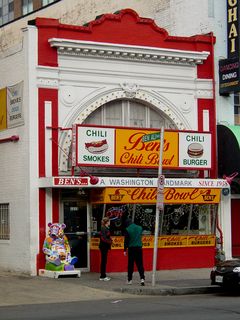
[
  {"xmin": 227, "ymin": 0, "xmax": 239, "ymax": 59},
  {"xmin": 219, "ymin": 57, "xmax": 240, "ymax": 94},
  {"xmin": 7, "ymin": 81, "xmax": 24, "ymax": 128}
]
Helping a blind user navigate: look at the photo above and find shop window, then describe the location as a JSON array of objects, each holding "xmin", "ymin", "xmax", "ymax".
[
  {"xmin": 91, "ymin": 203, "xmax": 217, "ymax": 236},
  {"xmin": 161, "ymin": 204, "xmax": 217, "ymax": 235},
  {"xmin": 0, "ymin": 203, "xmax": 10, "ymax": 240}
]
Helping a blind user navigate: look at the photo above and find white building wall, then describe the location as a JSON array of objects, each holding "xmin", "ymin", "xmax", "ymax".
[{"xmin": 0, "ymin": 40, "xmax": 31, "ymax": 272}]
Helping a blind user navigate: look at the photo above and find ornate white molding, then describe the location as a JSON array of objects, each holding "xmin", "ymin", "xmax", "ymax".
[
  {"xmin": 37, "ymin": 66, "xmax": 59, "ymax": 88},
  {"xmin": 120, "ymin": 82, "xmax": 139, "ymax": 98},
  {"xmin": 49, "ymin": 38, "xmax": 209, "ymax": 66},
  {"xmin": 37, "ymin": 78, "xmax": 59, "ymax": 88}
]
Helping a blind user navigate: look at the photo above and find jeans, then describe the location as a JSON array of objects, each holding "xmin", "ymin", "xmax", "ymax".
[
  {"xmin": 127, "ymin": 247, "xmax": 145, "ymax": 281},
  {"xmin": 100, "ymin": 248, "xmax": 109, "ymax": 278}
]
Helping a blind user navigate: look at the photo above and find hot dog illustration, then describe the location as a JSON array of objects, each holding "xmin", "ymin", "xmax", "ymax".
[{"xmin": 85, "ymin": 139, "xmax": 108, "ymax": 154}]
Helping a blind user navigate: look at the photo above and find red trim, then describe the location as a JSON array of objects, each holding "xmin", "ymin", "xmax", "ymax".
[
  {"xmin": 36, "ymin": 9, "xmax": 215, "ymax": 68},
  {"xmin": 198, "ymin": 99, "xmax": 217, "ymax": 178},
  {"xmin": 51, "ymin": 91, "xmax": 59, "ymax": 176},
  {"xmin": 0, "ymin": 135, "xmax": 19, "ymax": 143},
  {"xmin": 90, "ymin": 246, "xmax": 215, "ymax": 272},
  {"xmin": 38, "ymin": 89, "xmax": 46, "ymax": 177},
  {"xmin": 38, "ymin": 88, "xmax": 59, "ymax": 178}
]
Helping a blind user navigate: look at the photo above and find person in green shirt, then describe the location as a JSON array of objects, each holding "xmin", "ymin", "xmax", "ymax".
[{"xmin": 124, "ymin": 218, "xmax": 145, "ymax": 286}]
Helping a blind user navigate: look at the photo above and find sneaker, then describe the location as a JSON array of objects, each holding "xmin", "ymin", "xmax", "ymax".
[
  {"xmin": 127, "ymin": 280, "xmax": 132, "ymax": 285},
  {"xmin": 140, "ymin": 279, "xmax": 145, "ymax": 286},
  {"xmin": 99, "ymin": 277, "xmax": 111, "ymax": 281}
]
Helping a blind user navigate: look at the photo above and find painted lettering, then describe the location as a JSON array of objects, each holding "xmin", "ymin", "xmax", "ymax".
[{"xmin": 124, "ymin": 132, "xmax": 170, "ymax": 152}]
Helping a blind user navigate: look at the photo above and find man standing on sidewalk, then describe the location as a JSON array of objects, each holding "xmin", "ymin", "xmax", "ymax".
[{"xmin": 124, "ymin": 218, "xmax": 145, "ymax": 286}]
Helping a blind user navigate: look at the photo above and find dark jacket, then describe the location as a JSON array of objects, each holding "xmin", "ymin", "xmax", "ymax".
[
  {"xmin": 124, "ymin": 222, "xmax": 143, "ymax": 251},
  {"xmin": 99, "ymin": 226, "xmax": 112, "ymax": 250}
]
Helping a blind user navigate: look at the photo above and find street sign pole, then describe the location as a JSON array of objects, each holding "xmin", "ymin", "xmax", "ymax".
[{"xmin": 152, "ymin": 126, "xmax": 165, "ymax": 286}]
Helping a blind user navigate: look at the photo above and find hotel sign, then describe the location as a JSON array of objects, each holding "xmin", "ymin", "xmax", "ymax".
[{"xmin": 72, "ymin": 125, "xmax": 212, "ymax": 170}]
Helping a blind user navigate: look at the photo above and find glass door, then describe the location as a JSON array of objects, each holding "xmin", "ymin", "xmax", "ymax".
[{"xmin": 63, "ymin": 201, "xmax": 89, "ymax": 270}]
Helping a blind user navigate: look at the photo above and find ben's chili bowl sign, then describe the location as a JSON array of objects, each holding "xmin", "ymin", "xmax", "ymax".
[
  {"xmin": 91, "ymin": 187, "xmax": 221, "ymax": 204},
  {"xmin": 115, "ymin": 129, "xmax": 178, "ymax": 168},
  {"xmin": 73, "ymin": 125, "xmax": 212, "ymax": 170}
]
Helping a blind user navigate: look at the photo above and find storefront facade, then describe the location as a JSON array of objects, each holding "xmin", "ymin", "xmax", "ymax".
[
  {"xmin": 32, "ymin": 8, "xmax": 230, "ymax": 274},
  {"xmin": 39, "ymin": 175, "xmax": 230, "ymax": 271},
  {"xmin": 0, "ymin": 8, "xmax": 233, "ymax": 274}
]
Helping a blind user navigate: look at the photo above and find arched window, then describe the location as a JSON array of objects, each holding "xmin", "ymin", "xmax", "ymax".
[{"xmin": 83, "ymin": 100, "xmax": 176, "ymax": 129}]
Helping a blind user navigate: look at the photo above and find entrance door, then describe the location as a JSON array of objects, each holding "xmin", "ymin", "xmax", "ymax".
[{"xmin": 63, "ymin": 201, "xmax": 89, "ymax": 270}]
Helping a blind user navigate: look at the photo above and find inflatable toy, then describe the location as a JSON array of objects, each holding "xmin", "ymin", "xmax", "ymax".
[{"xmin": 43, "ymin": 222, "xmax": 78, "ymax": 271}]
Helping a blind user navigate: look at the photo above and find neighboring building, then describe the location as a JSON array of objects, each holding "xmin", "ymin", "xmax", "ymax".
[
  {"xmin": 0, "ymin": 0, "xmax": 237, "ymax": 275},
  {"xmin": 0, "ymin": 0, "xmax": 59, "ymax": 26}
]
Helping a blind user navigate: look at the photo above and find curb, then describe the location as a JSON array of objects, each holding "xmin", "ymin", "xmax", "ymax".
[{"xmin": 114, "ymin": 285, "xmax": 223, "ymax": 296}]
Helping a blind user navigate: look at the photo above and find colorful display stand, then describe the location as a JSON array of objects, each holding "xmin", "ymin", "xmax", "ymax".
[{"xmin": 39, "ymin": 268, "xmax": 81, "ymax": 279}]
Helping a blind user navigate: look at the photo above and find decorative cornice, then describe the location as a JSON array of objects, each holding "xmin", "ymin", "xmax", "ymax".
[{"xmin": 49, "ymin": 38, "xmax": 209, "ymax": 66}]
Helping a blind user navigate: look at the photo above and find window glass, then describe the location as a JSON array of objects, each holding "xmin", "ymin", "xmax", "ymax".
[
  {"xmin": 91, "ymin": 203, "xmax": 217, "ymax": 236},
  {"xmin": 83, "ymin": 99, "xmax": 176, "ymax": 128},
  {"xmin": 22, "ymin": 0, "xmax": 33, "ymax": 15},
  {"xmin": 42, "ymin": 0, "xmax": 56, "ymax": 6},
  {"xmin": 130, "ymin": 102, "xmax": 146, "ymax": 127},
  {"xmin": 0, "ymin": 0, "xmax": 14, "ymax": 25},
  {"xmin": 0, "ymin": 203, "xmax": 10, "ymax": 240},
  {"xmin": 150, "ymin": 108, "xmax": 165, "ymax": 128},
  {"xmin": 105, "ymin": 100, "xmax": 122, "ymax": 126},
  {"xmin": 161, "ymin": 204, "xmax": 217, "ymax": 235}
]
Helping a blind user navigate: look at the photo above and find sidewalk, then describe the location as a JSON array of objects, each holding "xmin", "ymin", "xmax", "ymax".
[
  {"xmin": 0, "ymin": 268, "xmax": 223, "ymax": 306},
  {"xmin": 79, "ymin": 268, "xmax": 223, "ymax": 296}
]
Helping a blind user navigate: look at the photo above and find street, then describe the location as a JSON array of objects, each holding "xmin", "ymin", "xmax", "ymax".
[{"xmin": 1, "ymin": 292, "xmax": 240, "ymax": 320}]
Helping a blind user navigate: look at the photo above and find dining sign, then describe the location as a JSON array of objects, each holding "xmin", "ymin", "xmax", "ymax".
[{"xmin": 72, "ymin": 125, "xmax": 212, "ymax": 170}]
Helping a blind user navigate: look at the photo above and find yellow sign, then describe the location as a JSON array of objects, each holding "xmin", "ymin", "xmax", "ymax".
[
  {"xmin": 0, "ymin": 88, "xmax": 7, "ymax": 131},
  {"xmin": 90, "ymin": 235, "xmax": 216, "ymax": 250},
  {"xmin": 115, "ymin": 129, "xmax": 178, "ymax": 168},
  {"xmin": 91, "ymin": 187, "xmax": 221, "ymax": 204}
]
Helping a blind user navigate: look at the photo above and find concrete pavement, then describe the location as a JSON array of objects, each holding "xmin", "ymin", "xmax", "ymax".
[{"xmin": 0, "ymin": 268, "xmax": 223, "ymax": 307}]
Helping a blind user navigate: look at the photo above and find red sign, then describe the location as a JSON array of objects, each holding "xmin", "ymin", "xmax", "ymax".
[{"xmin": 54, "ymin": 177, "xmax": 88, "ymax": 186}]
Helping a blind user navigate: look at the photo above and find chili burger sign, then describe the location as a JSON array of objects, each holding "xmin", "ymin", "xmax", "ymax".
[{"xmin": 72, "ymin": 125, "xmax": 212, "ymax": 170}]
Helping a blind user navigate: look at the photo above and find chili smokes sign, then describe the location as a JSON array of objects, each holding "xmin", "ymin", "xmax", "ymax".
[{"xmin": 72, "ymin": 125, "xmax": 212, "ymax": 170}]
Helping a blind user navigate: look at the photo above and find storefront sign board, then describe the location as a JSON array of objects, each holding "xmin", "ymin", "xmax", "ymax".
[
  {"xmin": 73, "ymin": 125, "xmax": 212, "ymax": 170},
  {"xmin": 90, "ymin": 235, "xmax": 216, "ymax": 250},
  {"xmin": 41, "ymin": 177, "xmax": 229, "ymax": 189},
  {"xmin": 91, "ymin": 187, "xmax": 221, "ymax": 204}
]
